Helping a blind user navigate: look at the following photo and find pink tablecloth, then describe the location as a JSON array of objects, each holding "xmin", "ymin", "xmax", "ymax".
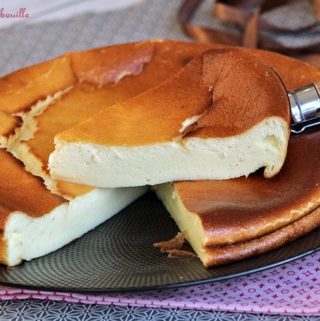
[{"xmin": 0, "ymin": 252, "xmax": 319, "ymax": 316}]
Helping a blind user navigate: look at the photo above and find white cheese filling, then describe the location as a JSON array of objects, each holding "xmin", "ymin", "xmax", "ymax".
[
  {"xmin": 154, "ymin": 183, "xmax": 206, "ymax": 264},
  {"xmin": 49, "ymin": 117, "xmax": 289, "ymax": 188},
  {"xmin": 5, "ymin": 186, "xmax": 147, "ymax": 266}
]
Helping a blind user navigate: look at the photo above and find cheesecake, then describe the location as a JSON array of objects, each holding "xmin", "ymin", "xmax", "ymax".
[
  {"xmin": 0, "ymin": 149, "xmax": 145, "ymax": 266},
  {"xmin": 49, "ymin": 48, "xmax": 291, "ymax": 188},
  {"xmin": 0, "ymin": 40, "xmax": 209, "ymax": 265},
  {"xmin": 0, "ymin": 40, "xmax": 319, "ymax": 268}
]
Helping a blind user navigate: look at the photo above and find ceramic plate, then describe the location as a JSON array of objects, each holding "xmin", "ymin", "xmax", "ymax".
[{"xmin": 0, "ymin": 192, "xmax": 319, "ymax": 292}]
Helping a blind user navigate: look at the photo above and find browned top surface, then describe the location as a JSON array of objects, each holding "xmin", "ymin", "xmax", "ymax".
[
  {"xmin": 56, "ymin": 48, "xmax": 290, "ymax": 145},
  {"xmin": 0, "ymin": 40, "xmax": 209, "ymax": 197},
  {"xmin": 0, "ymin": 150, "xmax": 64, "ymax": 230},
  {"xmin": 0, "ymin": 56, "xmax": 75, "ymax": 114},
  {"xmin": 0, "ymin": 112, "xmax": 20, "ymax": 138},
  {"xmin": 186, "ymin": 48, "xmax": 290, "ymax": 138},
  {"xmin": 252, "ymin": 49, "xmax": 320, "ymax": 90},
  {"xmin": 28, "ymin": 41, "xmax": 209, "ymax": 171}
]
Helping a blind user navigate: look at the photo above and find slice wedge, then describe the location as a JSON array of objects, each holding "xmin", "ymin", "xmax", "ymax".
[
  {"xmin": 49, "ymin": 48, "xmax": 290, "ymax": 188},
  {"xmin": 0, "ymin": 149, "xmax": 145, "ymax": 266},
  {"xmin": 154, "ymin": 128, "xmax": 320, "ymax": 266}
]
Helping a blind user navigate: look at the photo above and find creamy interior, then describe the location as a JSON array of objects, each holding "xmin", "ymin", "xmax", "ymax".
[
  {"xmin": 5, "ymin": 186, "xmax": 146, "ymax": 266},
  {"xmin": 154, "ymin": 183, "xmax": 207, "ymax": 264},
  {"xmin": 49, "ymin": 118, "xmax": 289, "ymax": 188}
]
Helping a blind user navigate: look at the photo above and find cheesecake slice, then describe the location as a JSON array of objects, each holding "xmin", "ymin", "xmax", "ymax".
[
  {"xmin": 155, "ymin": 128, "xmax": 320, "ymax": 267},
  {"xmin": 0, "ymin": 149, "xmax": 145, "ymax": 266},
  {"xmin": 49, "ymin": 48, "xmax": 290, "ymax": 188},
  {"xmin": 154, "ymin": 52, "xmax": 320, "ymax": 267},
  {"xmin": 2, "ymin": 40, "xmax": 210, "ymax": 198}
]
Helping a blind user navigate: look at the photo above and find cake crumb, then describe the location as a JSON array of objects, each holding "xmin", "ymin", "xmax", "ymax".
[
  {"xmin": 153, "ymin": 232, "xmax": 196, "ymax": 258},
  {"xmin": 153, "ymin": 232, "xmax": 185, "ymax": 252},
  {"xmin": 166, "ymin": 249, "xmax": 197, "ymax": 258}
]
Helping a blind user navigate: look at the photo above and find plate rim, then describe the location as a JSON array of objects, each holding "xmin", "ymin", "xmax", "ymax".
[{"xmin": 0, "ymin": 245, "xmax": 318, "ymax": 294}]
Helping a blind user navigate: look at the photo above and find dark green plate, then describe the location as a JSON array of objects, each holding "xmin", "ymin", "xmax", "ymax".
[{"xmin": 0, "ymin": 192, "xmax": 319, "ymax": 292}]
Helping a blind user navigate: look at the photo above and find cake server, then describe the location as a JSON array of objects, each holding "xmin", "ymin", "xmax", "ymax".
[{"xmin": 289, "ymin": 82, "xmax": 320, "ymax": 133}]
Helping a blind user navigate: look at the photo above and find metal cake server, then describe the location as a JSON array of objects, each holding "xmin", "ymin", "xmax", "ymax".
[{"xmin": 289, "ymin": 83, "xmax": 320, "ymax": 134}]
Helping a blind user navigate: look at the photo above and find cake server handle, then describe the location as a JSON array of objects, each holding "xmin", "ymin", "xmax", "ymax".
[{"xmin": 289, "ymin": 82, "xmax": 320, "ymax": 134}]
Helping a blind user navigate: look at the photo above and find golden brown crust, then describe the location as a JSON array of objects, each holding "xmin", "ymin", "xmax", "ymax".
[
  {"xmin": 0, "ymin": 112, "xmax": 20, "ymax": 139},
  {"xmin": 57, "ymin": 56, "xmax": 210, "ymax": 145},
  {"xmin": 0, "ymin": 150, "xmax": 65, "ymax": 231},
  {"xmin": 56, "ymin": 48, "xmax": 290, "ymax": 145},
  {"xmin": 0, "ymin": 40, "xmax": 210, "ymax": 117},
  {"xmin": 0, "ymin": 56, "xmax": 75, "ymax": 114},
  {"xmin": 55, "ymin": 180, "xmax": 94, "ymax": 198},
  {"xmin": 186, "ymin": 48, "xmax": 290, "ymax": 138},
  {"xmin": 0, "ymin": 42, "xmax": 315, "ymax": 118},
  {"xmin": 251, "ymin": 49, "xmax": 320, "ymax": 90},
  {"xmin": 203, "ymin": 206, "xmax": 320, "ymax": 267},
  {"xmin": 0, "ymin": 233, "xmax": 8, "ymax": 265},
  {"xmin": 19, "ymin": 41, "xmax": 211, "ymax": 197}
]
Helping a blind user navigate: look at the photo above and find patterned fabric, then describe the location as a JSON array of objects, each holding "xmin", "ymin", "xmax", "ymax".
[
  {"xmin": 0, "ymin": 252, "xmax": 319, "ymax": 316},
  {"xmin": 0, "ymin": 300, "xmax": 319, "ymax": 321}
]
